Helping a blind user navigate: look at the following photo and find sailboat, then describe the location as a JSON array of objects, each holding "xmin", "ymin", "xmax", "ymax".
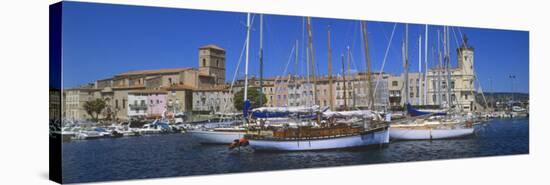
[
  {"xmin": 389, "ymin": 25, "xmax": 474, "ymax": 140},
  {"xmin": 188, "ymin": 13, "xmax": 256, "ymax": 144},
  {"xmin": 245, "ymin": 19, "xmax": 389, "ymax": 151},
  {"xmin": 406, "ymin": 103, "xmax": 447, "ymax": 117}
]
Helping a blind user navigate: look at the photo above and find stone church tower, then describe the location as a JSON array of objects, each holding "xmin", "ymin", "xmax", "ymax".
[
  {"xmin": 198, "ymin": 44, "xmax": 226, "ymax": 84},
  {"xmin": 456, "ymin": 35, "xmax": 476, "ymax": 111},
  {"xmin": 457, "ymin": 35, "xmax": 474, "ymax": 76}
]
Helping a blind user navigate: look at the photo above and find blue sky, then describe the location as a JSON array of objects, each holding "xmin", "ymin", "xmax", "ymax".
[{"xmin": 62, "ymin": 2, "xmax": 529, "ymax": 93}]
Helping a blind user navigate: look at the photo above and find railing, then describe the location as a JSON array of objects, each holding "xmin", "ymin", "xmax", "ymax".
[{"xmin": 129, "ymin": 104, "xmax": 148, "ymax": 110}]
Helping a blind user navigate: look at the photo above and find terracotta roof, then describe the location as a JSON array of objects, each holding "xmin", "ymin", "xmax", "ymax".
[
  {"xmin": 195, "ymin": 85, "xmax": 230, "ymax": 92},
  {"xmin": 128, "ymin": 90, "xmax": 168, "ymax": 94},
  {"xmin": 111, "ymin": 86, "xmax": 146, "ymax": 90},
  {"xmin": 116, "ymin": 68, "xmax": 192, "ymax": 76},
  {"xmin": 199, "ymin": 44, "xmax": 225, "ymax": 51},
  {"xmin": 166, "ymin": 84, "xmax": 196, "ymax": 91},
  {"xmin": 64, "ymin": 87, "xmax": 99, "ymax": 92}
]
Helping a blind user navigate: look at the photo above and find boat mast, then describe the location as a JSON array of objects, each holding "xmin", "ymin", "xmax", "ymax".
[
  {"xmin": 424, "ymin": 25, "xmax": 429, "ymax": 106},
  {"xmin": 295, "ymin": 39, "xmax": 299, "ymax": 105},
  {"xmin": 444, "ymin": 26, "xmax": 452, "ymax": 108},
  {"xmin": 295, "ymin": 40, "xmax": 299, "ymax": 79},
  {"xmin": 403, "ymin": 24, "xmax": 409, "ymax": 106},
  {"xmin": 306, "ymin": 17, "xmax": 318, "ymax": 105},
  {"xmin": 347, "ymin": 46, "xmax": 354, "ymax": 108},
  {"xmin": 342, "ymin": 54, "xmax": 348, "ymax": 111},
  {"xmin": 259, "ymin": 14, "xmax": 264, "ymax": 107},
  {"xmin": 418, "ymin": 34, "xmax": 422, "ymax": 106},
  {"xmin": 244, "ymin": 13, "xmax": 251, "ymax": 102},
  {"xmin": 327, "ymin": 25, "xmax": 334, "ymax": 111},
  {"xmin": 361, "ymin": 21, "xmax": 374, "ymax": 110},
  {"xmin": 437, "ymin": 29, "xmax": 442, "ymax": 107},
  {"xmin": 306, "ymin": 46, "xmax": 310, "ymax": 106}
]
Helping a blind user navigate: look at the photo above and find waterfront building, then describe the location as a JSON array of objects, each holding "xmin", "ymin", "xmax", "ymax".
[
  {"xmin": 272, "ymin": 76, "xmax": 290, "ymax": 107},
  {"xmin": 387, "ymin": 41, "xmax": 478, "ymax": 111},
  {"xmin": 166, "ymin": 85, "xmax": 194, "ymax": 114},
  {"xmin": 262, "ymin": 83, "xmax": 276, "ymax": 107},
  {"xmin": 350, "ymin": 72, "xmax": 390, "ymax": 110},
  {"xmin": 192, "ymin": 86, "xmax": 235, "ymax": 113},
  {"xmin": 127, "ymin": 92, "xmax": 148, "ymax": 118},
  {"xmin": 64, "ymin": 44, "xmax": 227, "ymax": 121},
  {"xmin": 63, "ymin": 86, "xmax": 99, "ymax": 121},
  {"xmin": 316, "ymin": 78, "xmax": 332, "ymax": 108},
  {"xmin": 287, "ymin": 76, "xmax": 315, "ymax": 107},
  {"xmin": 62, "ymin": 40, "xmax": 481, "ymax": 123},
  {"xmin": 50, "ymin": 89, "xmax": 61, "ymax": 121}
]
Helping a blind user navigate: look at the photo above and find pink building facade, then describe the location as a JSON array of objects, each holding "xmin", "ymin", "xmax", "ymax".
[{"xmin": 146, "ymin": 92, "xmax": 167, "ymax": 118}]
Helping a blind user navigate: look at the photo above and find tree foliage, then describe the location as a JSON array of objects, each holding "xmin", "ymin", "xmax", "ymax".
[
  {"xmin": 83, "ymin": 98, "xmax": 106, "ymax": 122},
  {"xmin": 233, "ymin": 87, "xmax": 267, "ymax": 111}
]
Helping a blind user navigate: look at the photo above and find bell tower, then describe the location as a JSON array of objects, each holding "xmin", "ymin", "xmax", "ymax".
[
  {"xmin": 457, "ymin": 35, "xmax": 474, "ymax": 76},
  {"xmin": 198, "ymin": 44, "xmax": 226, "ymax": 84}
]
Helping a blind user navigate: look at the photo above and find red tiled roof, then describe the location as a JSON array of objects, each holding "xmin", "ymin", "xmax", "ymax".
[
  {"xmin": 128, "ymin": 89, "xmax": 168, "ymax": 94},
  {"xmin": 166, "ymin": 84, "xmax": 196, "ymax": 91},
  {"xmin": 116, "ymin": 68, "xmax": 192, "ymax": 76}
]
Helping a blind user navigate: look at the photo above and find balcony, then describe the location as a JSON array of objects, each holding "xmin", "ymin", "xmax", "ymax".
[{"xmin": 129, "ymin": 104, "xmax": 148, "ymax": 110}]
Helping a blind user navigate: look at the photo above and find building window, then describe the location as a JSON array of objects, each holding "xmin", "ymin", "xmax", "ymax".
[
  {"xmin": 202, "ymin": 59, "xmax": 206, "ymax": 67},
  {"xmin": 115, "ymin": 99, "xmax": 119, "ymax": 109},
  {"xmin": 123, "ymin": 99, "xmax": 126, "ymax": 109},
  {"xmin": 465, "ymin": 94, "xmax": 468, "ymax": 100},
  {"xmin": 392, "ymin": 81, "xmax": 398, "ymax": 86},
  {"xmin": 216, "ymin": 60, "xmax": 219, "ymax": 67}
]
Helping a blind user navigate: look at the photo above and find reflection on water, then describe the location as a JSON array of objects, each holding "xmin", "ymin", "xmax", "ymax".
[{"xmin": 62, "ymin": 118, "xmax": 528, "ymax": 183}]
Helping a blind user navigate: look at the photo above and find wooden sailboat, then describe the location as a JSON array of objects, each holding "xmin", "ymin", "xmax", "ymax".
[{"xmin": 245, "ymin": 19, "xmax": 389, "ymax": 151}]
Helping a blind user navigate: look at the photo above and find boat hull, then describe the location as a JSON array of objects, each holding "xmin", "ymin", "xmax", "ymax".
[
  {"xmin": 188, "ymin": 130, "xmax": 246, "ymax": 144},
  {"xmin": 248, "ymin": 127, "xmax": 389, "ymax": 151},
  {"xmin": 389, "ymin": 127, "xmax": 474, "ymax": 140}
]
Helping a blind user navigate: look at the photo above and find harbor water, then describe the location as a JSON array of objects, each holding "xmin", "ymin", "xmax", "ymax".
[{"xmin": 62, "ymin": 118, "xmax": 529, "ymax": 183}]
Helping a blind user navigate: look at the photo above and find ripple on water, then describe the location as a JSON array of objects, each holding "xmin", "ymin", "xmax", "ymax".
[{"xmin": 62, "ymin": 118, "xmax": 529, "ymax": 183}]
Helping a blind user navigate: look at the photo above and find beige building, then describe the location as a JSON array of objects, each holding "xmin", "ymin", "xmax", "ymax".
[
  {"xmin": 166, "ymin": 85, "xmax": 195, "ymax": 114},
  {"xmin": 192, "ymin": 86, "xmax": 235, "ymax": 113},
  {"xmin": 64, "ymin": 44, "xmax": 226, "ymax": 121},
  {"xmin": 50, "ymin": 89, "xmax": 61, "ymax": 121},
  {"xmin": 387, "ymin": 42, "xmax": 477, "ymax": 112},
  {"xmin": 63, "ymin": 86, "xmax": 100, "ymax": 121}
]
